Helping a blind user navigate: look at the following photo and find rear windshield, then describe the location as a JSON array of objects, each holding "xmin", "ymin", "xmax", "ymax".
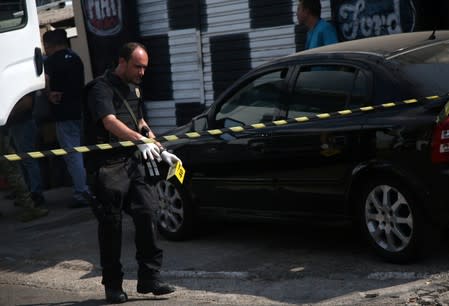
[
  {"xmin": 391, "ymin": 42, "xmax": 449, "ymax": 64},
  {"xmin": 391, "ymin": 42, "xmax": 449, "ymax": 96}
]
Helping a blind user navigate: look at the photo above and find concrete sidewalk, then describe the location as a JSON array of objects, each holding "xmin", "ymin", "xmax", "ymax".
[
  {"xmin": 0, "ymin": 187, "xmax": 186, "ymax": 305},
  {"xmin": 0, "ymin": 187, "xmax": 105, "ymax": 303}
]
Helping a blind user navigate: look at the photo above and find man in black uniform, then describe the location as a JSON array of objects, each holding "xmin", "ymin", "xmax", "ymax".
[
  {"xmin": 43, "ymin": 29, "xmax": 90, "ymax": 207},
  {"xmin": 84, "ymin": 42, "xmax": 181, "ymax": 304}
]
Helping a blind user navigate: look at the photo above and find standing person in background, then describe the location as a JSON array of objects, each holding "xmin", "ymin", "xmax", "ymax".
[
  {"xmin": 297, "ymin": 0, "xmax": 339, "ymax": 49},
  {"xmin": 9, "ymin": 93, "xmax": 46, "ymax": 207},
  {"xmin": 43, "ymin": 28, "xmax": 90, "ymax": 208},
  {"xmin": 0, "ymin": 126, "xmax": 48, "ymax": 222},
  {"xmin": 84, "ymin": 42, "xmax": 181, "ymax": 304}
]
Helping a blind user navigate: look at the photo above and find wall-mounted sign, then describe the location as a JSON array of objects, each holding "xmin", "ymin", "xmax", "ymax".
[
  {"xmin": 333, "ymin": 0, "xmax": 416, "ymax": 41},
  {"xmin": 82, "ymin": 0, "xmax": 122, "ymax": 37}
]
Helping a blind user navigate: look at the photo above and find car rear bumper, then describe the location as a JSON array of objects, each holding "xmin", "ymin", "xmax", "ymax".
[{"xmin": 425, "ymin": 167, "xmax": 449, "ymax": 227}]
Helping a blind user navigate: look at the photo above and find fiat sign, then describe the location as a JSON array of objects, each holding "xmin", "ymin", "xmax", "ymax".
[{"xmin": 82, "ymin": 0, "xmax": 122, "ymax": 36}]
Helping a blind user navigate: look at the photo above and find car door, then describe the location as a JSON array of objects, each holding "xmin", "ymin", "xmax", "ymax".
[
  {"xmin": 0, "ymin": 0, "xmax": 45, "ymax": 125},
  {"xmin": 270, "ymin": 62, "xmax": 372, "ymax": 216},
  {"xmin": 181, "ymin": 67, "xmax": 294, "ymax": 213}
]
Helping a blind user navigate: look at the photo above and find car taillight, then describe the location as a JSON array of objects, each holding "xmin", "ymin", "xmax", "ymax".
[{"xmin": 431, "ymin": 118, "xmax": 449, "ymax": 163}]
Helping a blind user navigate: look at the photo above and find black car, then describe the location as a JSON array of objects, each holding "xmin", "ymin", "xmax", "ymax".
[{"xmin": 154, "ymin": 31, "xmax": 449, "ymax": 263}]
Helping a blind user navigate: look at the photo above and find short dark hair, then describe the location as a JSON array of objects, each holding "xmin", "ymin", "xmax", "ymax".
[
  {"xmin": 299, "ymin": 0, "xmax": 321, "ymax": 17},
  {"xmin": 43, "ymin": 28, "xmax": 68, "ymax": 46},
  {"xmin": 118, "ymin": 42, "xmax": 148, "ymax": 61}
]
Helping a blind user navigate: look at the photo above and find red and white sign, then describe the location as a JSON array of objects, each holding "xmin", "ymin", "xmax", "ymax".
[{"xmin": 82, "ymin": 0, "xmax": 123, "ymax": 36}]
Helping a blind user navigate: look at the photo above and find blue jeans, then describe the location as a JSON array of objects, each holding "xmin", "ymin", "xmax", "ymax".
[
  {"xmin": 55, "ymin": 120, "xmax": 88, "ymax": 200},
  {"xmin": 10, "ymin": 119, "xmax": 43, "ymax": 195}
]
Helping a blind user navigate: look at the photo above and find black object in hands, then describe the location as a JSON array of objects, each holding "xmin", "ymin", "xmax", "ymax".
[
  {"xmin": 139, "ymin": 126, "xmax": 161, "ymax": 178},
  {"xmin": 141, "ymin": 127, "xmax": 150, "ymax": 137}
]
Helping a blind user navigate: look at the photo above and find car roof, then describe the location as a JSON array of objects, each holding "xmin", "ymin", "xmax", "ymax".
[{"xmin": 285, "ymin": 30, "xmax": 449, "ymax": 60}]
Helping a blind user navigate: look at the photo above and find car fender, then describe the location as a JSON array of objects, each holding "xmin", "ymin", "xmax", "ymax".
[{"xmin": 345, "ymin": 159, "xmax": 429, "ymax": 216}]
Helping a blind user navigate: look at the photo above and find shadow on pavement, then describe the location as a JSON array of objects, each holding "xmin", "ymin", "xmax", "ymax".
[{"xmin": 1, "ymin": 187, "xmax": 449, "ymax": 305}]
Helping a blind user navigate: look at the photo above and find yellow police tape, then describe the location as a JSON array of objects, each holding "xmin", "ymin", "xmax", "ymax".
[{"xmin": 0, "ymin": 94, "xmax": 443, "ymax": 163}]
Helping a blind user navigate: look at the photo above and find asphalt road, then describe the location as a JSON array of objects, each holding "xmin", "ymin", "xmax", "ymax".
[{"xmin": 2, "ymin": 187, "xmax": 449, "ymax": 305}]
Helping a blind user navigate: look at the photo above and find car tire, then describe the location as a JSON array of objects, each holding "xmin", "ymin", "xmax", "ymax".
[
  {"xmin": 153, "ymin": 179, "xmax": 193, "ymax": 241},
  {"xmin": 357, "ymin": 177, "xmax": 428, "ymax": 263}
]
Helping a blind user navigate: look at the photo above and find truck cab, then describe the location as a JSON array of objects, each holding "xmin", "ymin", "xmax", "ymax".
[{"xmin": 0, "ymin": 0, "xmax": 45, "ymax": 126}]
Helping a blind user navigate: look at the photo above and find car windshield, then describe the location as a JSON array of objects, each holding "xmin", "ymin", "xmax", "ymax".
[{"xmin": 390, "ymin": 42, "xmax": 449, "ymax": 95}]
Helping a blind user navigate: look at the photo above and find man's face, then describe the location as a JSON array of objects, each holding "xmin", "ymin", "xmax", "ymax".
[
  {"xmin": 124, "ymin": 47, "xmax": 149, "ymax": 85},
  {"xmin": 43, "ymin": 43, "xmax": 55, "ymax": 56},
  {"xmin": 296, "ymin": 2, "xmax": 308, "ymax": 25}
]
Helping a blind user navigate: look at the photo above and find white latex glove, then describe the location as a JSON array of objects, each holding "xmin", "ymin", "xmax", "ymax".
[
  {"xmin": 160, "ymin": 151, "xmax": 182, "ymax": 166},
  {"xmin": 137, "ymin": 137, "xmax": 160, "ymax": 160}
]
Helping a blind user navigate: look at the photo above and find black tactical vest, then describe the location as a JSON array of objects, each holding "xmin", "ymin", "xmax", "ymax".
[
  {"xmin": 82, "ymin": 71, "xmax": 143, "ymax": 171},
  {"xmin": 110, "ymin": 82, "xmax": 142, "ymax": 140}
]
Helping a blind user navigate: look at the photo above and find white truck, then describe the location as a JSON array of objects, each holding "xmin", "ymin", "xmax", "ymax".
[{"xmin": 0, "ymin": 0, "xmax": 45, "ymax": 126}]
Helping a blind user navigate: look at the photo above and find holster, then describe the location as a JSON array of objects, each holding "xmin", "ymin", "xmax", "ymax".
[{"xmin": 86, "ymin": 191, "xmax": 106, "ymax": 221}]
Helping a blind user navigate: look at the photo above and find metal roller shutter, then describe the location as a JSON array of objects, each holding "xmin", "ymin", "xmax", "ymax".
[
  {"xmin": 138, "ymin": 0, "xmax": 203, "ymax": 133},
  {"xmin": 137, "ymin": 0, "xmax": 332, "ymax": 132},
  {"xmin": 201, "ymin": 0, "xmax": 251, "ymax": 105},
  {"xmin": 138, "ymin": 0, "xmax": 169, "ymax": 35}
]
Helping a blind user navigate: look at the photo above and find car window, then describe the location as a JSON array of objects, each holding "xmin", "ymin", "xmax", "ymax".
[
  {"xmin": 0, "ymin": 0, "xmax": 27, "ymax": 33},
  {"xmin": 287, "ymin": 65, "xmax": 367, "ymax": 118},
  {"xmin": 350, "ymin": 70, "xmax": 369, "ymax": 107},
  {"xmin": 215, "ymin": 69, "xmax": 287, "ymax": 127}
]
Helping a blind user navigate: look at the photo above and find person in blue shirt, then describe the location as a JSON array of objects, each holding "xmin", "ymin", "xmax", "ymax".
[{"xmin": 297, "ymin": 0, "xmax": 339, "ymax": 49}]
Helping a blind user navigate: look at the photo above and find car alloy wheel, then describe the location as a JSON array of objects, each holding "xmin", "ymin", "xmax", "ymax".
[
  {"xmin": 364, "ymin": 184, "xmax": 413, "ymax": 253},
  {"xmin": 154, "ymin": 179, "xmax": 192, "ymax": 240},
  {"xmin": 358, "ymin": 177, "xmax": 426, "ymax": 263}
]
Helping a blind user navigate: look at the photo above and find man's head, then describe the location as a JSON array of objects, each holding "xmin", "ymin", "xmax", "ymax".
[
  {"xmin": 43, "ymin": 29, "xmax": 68, "ymax": 56},
  {"xmin": 115, "ymin": 42, "xmax": 149, "ymax": 85},
  {"xmin": 297, "ymin": 0, "xmax": 321, "ymax": 28}
]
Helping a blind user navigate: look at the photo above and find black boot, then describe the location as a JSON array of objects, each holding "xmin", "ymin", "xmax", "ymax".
[
  {"xmin": 137, "ymin": 279, "xmax": 175, "ymax": 295},
  {"xmin": 105, "ymin": 287, "xmax": 128, "ymax": 304}
]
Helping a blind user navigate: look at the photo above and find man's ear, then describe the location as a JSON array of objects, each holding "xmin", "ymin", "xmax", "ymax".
[{"xmin": 118, "ymin": 57, "xmax": 127, "ymax": 66}]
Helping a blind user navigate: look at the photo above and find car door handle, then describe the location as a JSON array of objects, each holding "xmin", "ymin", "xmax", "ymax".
[
  {"xmin": 255, "ymin": 132, "xmax": 271, "ymax": 137},
  {"xmin": 34, "ymin": 47, "xmax": 44, "ymax": 76}
]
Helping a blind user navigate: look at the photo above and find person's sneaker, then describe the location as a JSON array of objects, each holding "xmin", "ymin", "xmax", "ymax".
[
  {"xmin": 17, "ymin": 207, "xmax": 49, "ymax": 222},
  {"xmin": 68, "ymin": 191, "xmax": 91, "ymax": 209},
  {"xmin": 14, "ymin": 195, "xmax": 34, "ymax": 208},
  {"xmin": 137, "ymin": 279, "xmax": 175, "ymax": 295},
  {"xmin": 105, "ymin": 288, "xmax": 128, "ymax": 304}
]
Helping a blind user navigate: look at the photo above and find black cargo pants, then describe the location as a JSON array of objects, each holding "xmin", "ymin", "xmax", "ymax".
[{"xmin": 93, "ymin": 154, "xmax": 162, "ymax": 289}]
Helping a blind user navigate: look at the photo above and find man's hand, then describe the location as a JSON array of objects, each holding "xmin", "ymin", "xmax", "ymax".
[
  {"xmin": 48, "ymin": 91, "xmax": 63, "ymax": 104},
  {"xmin": 138, "ymin": 137, "xmax": 160, "ymax": 160},
  {"xmin": 160, "ymin": 151, "xmax": 182, "ymax": 166}
]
